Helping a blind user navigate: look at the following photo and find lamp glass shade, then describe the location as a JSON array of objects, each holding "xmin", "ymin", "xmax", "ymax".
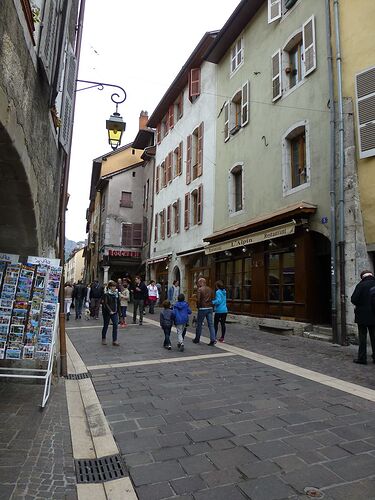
[{"xmin": 106, "ymin": 112, "xmax": 126, "ymax": 151}]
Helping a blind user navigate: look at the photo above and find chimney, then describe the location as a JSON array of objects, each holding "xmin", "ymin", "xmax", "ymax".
[{"xmin": 139, "ymin": 110, "xmax": 148, "ymax": 130}]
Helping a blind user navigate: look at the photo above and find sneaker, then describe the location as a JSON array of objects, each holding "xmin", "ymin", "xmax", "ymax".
[
  {"xmin": 177, "ymin": 343, "xmax": 181, "ymax": 348},
  {"xmin": 192, "ymin": 339, "xmax": 200, "ymax": 344},
  {"xmin": 101, "ymin": 339, "xmax": 107, "ymax": 345},
  {"xmin": 208, "ymin": 341, "xmax": 215, "ymax": 346},
  {"xmin": 167, "ymin": 345, "xmax": 172, "ymax": 350},
  {"xmin": 218, "ymin": 337, "xmax": 225, "ymax": 342},
  {"xmin": 112, "ymin": 341, "xmax": 120, "ymax": 346},
  {"xmin": 179, "ymin": 343, "xmax": 184, "ymax": 352},
  {"xmin": 353, "ymin": 359, "xmax": 367, "ymax": 365}
]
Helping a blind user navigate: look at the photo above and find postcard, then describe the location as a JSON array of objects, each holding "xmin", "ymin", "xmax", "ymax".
[
  {"xmin": 0, "ymin": 348, "xmax": 5, "ymax": 360},
  {"xmin": 5, "ymin": 348, "xmax": 22, "ymax": 359},
  {"xmin": 23, "ymin": 346, "xmax": 34, "ymax": 359},
  {"xmin": 34, "ymin": 350, "xmax": 49, "ymax": 361}
]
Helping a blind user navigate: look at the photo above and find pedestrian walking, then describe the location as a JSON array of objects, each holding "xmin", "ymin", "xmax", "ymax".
[
  {"xmin": 168, "ymin": 280, "xmax": 180, "ymax": 306},
  {"xmin": 119, "ymin": 283, "xmax": 130, "ymax": 327},
  {"xmin": 351, "ymin": 270, "xmax": 375, "ymax": 364},
  {"xmin": 132, "ymin": 275, "xmax": 148, "ymax": 325},
  {"xmin": 212, "ymin": 280, "xmax": 228, "ymax": 342},
  {"xmin": 173, "ymin": 293, "xmax": 191, "ymax": 352},
  {"xmin": 101, "ymin": 280, "xmax": 121, "ymax": 346},
  {"xmin": 64, "ymin": 282, "xmax": 74, "ymax": 321},
  {"xmin": 192, "ymin": 277, "xmax": 216, "ymax": 345},
  {"xmin": 147, "ymin": 280, "xmax": 159, "ymax": 314},
  {"xmin": 89, "ymin": 280, "xmax": 103, "ymax": 319},
  {"xmin": 160, "ymin": 300, "xmax": 175, "ymax": 350},
  {"xmin": 72, "ymin": 280, "xmax": 86, "ymax": 319}
]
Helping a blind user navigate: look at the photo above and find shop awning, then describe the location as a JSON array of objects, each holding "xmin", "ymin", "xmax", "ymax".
[
  {"xmin": 147, "ymin": 253, "xmax": 172, "ymax": 265},
  {"xmin": 176, "ymin": 246, "xmax": 207, "ymax": 257},
  {"xmin": 204, "ymin": 201, "xmax": 317, "ymax": 243},
  {"xmin": 204, "ymin": 221, "xmax": 296, "ymax": 255}
]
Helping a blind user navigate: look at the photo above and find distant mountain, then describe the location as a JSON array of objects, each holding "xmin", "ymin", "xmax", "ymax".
[{"xmin": 65, "ymin": 238, "xmax": 77, "ymax": 261}]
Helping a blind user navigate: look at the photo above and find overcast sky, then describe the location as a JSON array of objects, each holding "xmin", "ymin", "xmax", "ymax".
[{"xmin": 66, "ymin": 0, "xmax": 241, "ymax": 242}]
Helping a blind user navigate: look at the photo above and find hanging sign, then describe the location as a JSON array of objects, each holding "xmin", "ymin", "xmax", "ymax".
[{"xmin": 27, "ymin": 256, "xmax": 61, "ymax": 267}]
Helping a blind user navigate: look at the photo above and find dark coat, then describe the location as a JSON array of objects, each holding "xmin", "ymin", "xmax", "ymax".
[
  {"xmin": 133, "ymin": 281, "xmax": 148, "ymax": 301},
  {"xmin": 351, "ymin": 275, "xmax": 375, "ymax": 325}
]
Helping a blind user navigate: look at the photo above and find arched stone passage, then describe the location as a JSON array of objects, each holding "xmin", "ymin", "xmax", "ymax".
[{"xmin": 0, "ymin": 123, "xmax": 38, "ymax": 256}]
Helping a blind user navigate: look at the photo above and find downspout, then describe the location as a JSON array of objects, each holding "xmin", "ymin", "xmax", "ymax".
[
  {"xmin": 333, "ymin": 0, "xmax": 347, "ymax": 345},
  {"xmin": 325, "ymin": 0, "xmax": 338, "ymax": 343},
  {"xmin": 58, "ymin": 0, "xmax": 86, "ymax": 376}
]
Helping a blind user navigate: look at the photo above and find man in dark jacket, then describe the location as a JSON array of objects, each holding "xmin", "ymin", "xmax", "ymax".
[
  {"xmin": 90, "ymin": 280, "xmax": 103, "ymax": 319},
  {"xmin": 351, "ymin": 270, "xmax": 375, "ymax": 364},
  {"xmin": 72, "ymin": 281, "xmax": 87, "ymax": 320},
  {"xmin": 132, "ymin": 276, "xmax": 148, "ymax": 325}
]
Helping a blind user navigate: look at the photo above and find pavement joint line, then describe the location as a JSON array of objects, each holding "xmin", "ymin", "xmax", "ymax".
[
  {"xmin": 142, "ymin": 316, "xmax": 375, "ymax": 403},
  {"xmin": 66, "ymin": 324, "xmax": 139, "ymax": 330},
  {"xmin": 87, "ymin": 352, "xmax": 236, "ymax": 371},
  {"xmin": 66, "ymin": 336, "xmax": 138, "ymax": 499}
]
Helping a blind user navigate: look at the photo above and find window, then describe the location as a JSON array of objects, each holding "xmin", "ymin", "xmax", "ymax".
[
  {"xmin": 355, "ymin": 66, "xmax": 375, "ymax": 158},
  {"xmin": 120, "ymin": 191, "xmax": 133, "ymax": 208},
  {"xmin": 156, "ymin": 165, "xmax": 160, "ymax": 193},
  {"xmin": 165, "ymin": 154, "xmax": 172, "ymax": 184},
  {"xmin": 267, "ymin": 251, "xmax": 295, "ymax": 302},
  {"xmin": 173, "ymin": 199, "xmax": 180, "ymax": 233},
  {"xmin": 191, "ymin": 185, "xmax": 203, "ymax": 226},
  {"xmin": 229, "ymin": 164, "xmax": 243, "ymax": 213},
  {"xmin": 121, "ymin": 223, "xmax": 142, "ymax": 247},
  {"xmin": 173, "ymin": 143, "xmax": 183, "ymax": 178},
  {"xmin": 160, "ymin": 210, "xmax": 165, "ymax": 240},
  {"xmin": 168, "ymin": 105, "xmax": 174, "ymax": 130},
  {"xmin": 216, "ymin": 257, "xmax": 252, "ymax": 301},
  {"xmin": 161, "ymin": 161, "xmax": 166, "ymax": 188},
  {"xmin": 184, "ymin": 193, "xmax": 190, "ymax": 230},
  {"xmin": 268, "ymin": 0, "xmax": 299, "ymax": 23},
  {"xmin": 143, "ymin": 217, "xmax": 148, "ymax": 243},
  {"xmin": 188, "ymin": 123, "xmax": 204, "ymax": 181},
  {"xmin": 167, "ymin": 205, "xmax": 171, "ymax": 237},
  {"xmin": 224, "ymin": 82, "xmax": 249, "ymax": 141},
  {"xmin": 231, "ymin": 37, "xmax": 243, "ymax": 74},
  {"xmin": 154, "ymin": 214, "xmax": 158, "ymax": 242},
  {"xmin": 145, "ymin": 179, "xmax": 149, "ymax": 210},
  {"xmin": 282, "ymin": 122, "xmax": 309, "ymax": 194},
  {"xmin": 272, "ymin": 16, "xmax": 316, "ymax": 101},
  {"xmin": 188, "ymin": 68, "xmax": 201, "ymax": 101},
  {"xmin": 176, "ymin": 93, "xmax": 184, "ymax": 120}
]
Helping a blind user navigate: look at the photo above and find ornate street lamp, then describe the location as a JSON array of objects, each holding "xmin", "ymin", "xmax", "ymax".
[{"xmin": 76, "ymin": 80, "xmax": 127, "ymax": 150}]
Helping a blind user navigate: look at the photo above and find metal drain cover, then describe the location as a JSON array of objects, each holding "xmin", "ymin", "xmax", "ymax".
[
  {"xmin": 304, "ymin": 487, "xmax": 324, "ymax": 498},
  {"xmin": 65, "ymin": 372, "xmax": 90, "ymax": 380},
  {"xmin": 75, "ymin": 454, "xmax": 127, "ymax": 483}
]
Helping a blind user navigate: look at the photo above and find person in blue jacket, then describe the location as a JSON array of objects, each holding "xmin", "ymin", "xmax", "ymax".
[
  {"xmin": 212, "ymin": 280, "xmax": 228, "ymax": 342},
  {"xmin": 173, "ymin": 294, "xmax": 192, "ymax": 352}
]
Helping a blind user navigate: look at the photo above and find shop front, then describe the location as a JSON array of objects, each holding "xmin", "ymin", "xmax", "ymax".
[{"xmin": 101, "ymin": 247, "xmax": 142, "ymax": 283}]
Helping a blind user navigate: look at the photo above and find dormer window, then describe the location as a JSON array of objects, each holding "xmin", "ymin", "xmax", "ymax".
[{"xmin": 231, "ymin": 37, "xmax": 244, "ymax": 75}]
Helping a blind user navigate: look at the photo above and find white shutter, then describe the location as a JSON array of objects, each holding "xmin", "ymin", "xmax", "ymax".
[
  {"xmin": 268, "ymin": 0, "xmax": 281, "ymax": 24},
  {"xmin": 224, "ymin": 102, "xmax": 230, "ymax": 141},
  {"xmin": 356, "ymin": 66, "xmax": 375, "ymax": 159},
  {"xmin": 241, "ymin": 81, "xmax": 249, "ymax": 126},
  {"xmin": 272, "ymin": 49, "xmax": 282, "ymax": 101},
  {"xmin": 59, "ymin": 44, "xmax": 77, "ymax": 153},
  {"xmin": 303, "ymin": 16, "xmax": 316, "ymax": 76},
  {"xmin": 38, "ymin": 0, "xmax": 58, "ymax": 83}
]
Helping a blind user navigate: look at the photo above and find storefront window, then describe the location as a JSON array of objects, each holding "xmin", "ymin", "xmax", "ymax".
[
  {"xmin": 216, "ymin": 257, "xmax": 252, "ymax": 301},
  {"xmin": 243, "ymin": 257, "xmax": 252, "ymax": 300},
  {"xmin": 233, "ymin": 259, "xmax": 242, "ymax": 299},
  {"xmin": 267, "ymin": 251, "xmax": 295, "ymax": 302}
]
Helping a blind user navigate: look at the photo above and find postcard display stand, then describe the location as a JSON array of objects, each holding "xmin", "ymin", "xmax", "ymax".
[{"xmin": 0, "ymin": 254, "xmax": 61, "ymax": 407}]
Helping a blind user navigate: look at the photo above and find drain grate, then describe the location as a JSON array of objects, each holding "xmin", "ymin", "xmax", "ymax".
[
  {"xmin": 65, "ymin": 372, "xmax": 90, "ymax": 380},
  {"xmin": 75, "ymin": 454, "xmax": 127, "ymax": 483}
]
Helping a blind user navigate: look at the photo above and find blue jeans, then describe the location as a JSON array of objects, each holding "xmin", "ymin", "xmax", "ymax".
[
  {"xmin": 102, "ymin": 310, "xmax": 119, "ymax": 341},
  {"xmin": 74, "ymin": 298, "xmax": 83, "ymax": 318},
  {"xmin": 195, "ymin": 308, "xmax": 215, "ymax": 342},
  {"xmin": 163, "ymin": 326, "xmax": 171, "ymax": 346}
]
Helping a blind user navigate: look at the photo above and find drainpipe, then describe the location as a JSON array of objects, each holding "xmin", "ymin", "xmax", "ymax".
[
  {"xmin": 325, "ymin": 0, "xmax": 338, "ymax": 343},
  {"xmin": 333, "ymin": 0, "xmax": 347, "ymax": 345}
]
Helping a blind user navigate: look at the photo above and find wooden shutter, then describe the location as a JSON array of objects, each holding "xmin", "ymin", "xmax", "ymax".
[
  {"xmin": 178, "ymin": 142, "xmax": 183, "ymax": 175},
  {"xmin": 154, "ymin": 214, "xmax": 158, "ymax": 242},
  {"xmin": 165, "ymin": 156, "xmax": 169, "ymax": 184},
  {"xmin": 197, "ymin": 122, "xmax": 204, "ymax": 177},
  {"xmin": 167, "ymin": 205, "xmax": 171, "ymax": 237},
  {"xmin": 197, "ymin": 184, "xmax": 203, "ymax": 225},
  {"xmin": 356, "ymin": 67, "xmax": 375, "ymax": 159},
  {"xmin": 132, "ymin": 223, "xmax": 142, "ymax": 247},
  {"xmin": 268, "ymin": 0, "xmax": 281, "ymax": 24},
  {"xmin": 156, "ymin": 165, "xmax": 160, "ymax": 194},
  {"xmin": 178, "ymin": 93, "xmax": 184, "ymax": 119},
  {"xmin": 168, "ymin": 152, "xmax": 173, "ymax": 183},
  {"xmin": 168, "ymin": 105, "xmax": 174, "ymax": 129},
  {"xmin": 241, "ymin": 81, "xmax": 249, "ymax": 126},
  {"xmin": 189, "ymin": 68, "xmax": 201, "ymax": 101},
  {"xmin": 184, "ymin": 193, "xmax": 190, "ymax": 230},
  {"xmin": 59, "ymin": 43, "xmax": 77, "ymax": 153},
  {"xmin": 272, "ymin": 49, "xmax": 282, "ymax": 101},
  {"xmin": 186, "ymin": 135, "xmax": 192, "ymax": 184},
  {"xmin": 38, "ymin": 0, "xmax": 58, "ymax": 83},
  {"xmin": 161, "ymin": 162, "xmax": 166, "ymax": 188},
  {"xmin": 224, "ymin": 102, "xmax": 229, "ymax": 141},
  {"xmin": 303, "ymin": 16, "xmax": 316, "ymax": 76},
  {"xmin": 156, "ymin": 124, "xmax": 161, "ymax": 144},
  {"xmin": 121, "ymin": 224, "xmax": 132, "ymax": 246},
  {"xmin": 176, "ymin": 199, "xmax": 180, "ymax": 233},
  {"xmin": 161, "ymin": 209, "xmax": 166, "ymax": 239}
]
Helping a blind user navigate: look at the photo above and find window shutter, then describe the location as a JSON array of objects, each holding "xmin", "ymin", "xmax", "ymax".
[
  {"xmin": 189, "ymin": 68, "xmax": 201, "ymax": 101},
  {"xmin": 168, "ymin": 152, "xmax": 173, "ymax": 183},
  {"xmin": 161, "ymin": 162, "xmax": 166, "ymax": 188},
  {"xmin": 132, "ymin": 223, "xmax": 142, "ymax": 247},
  {"xmin": 197, "ymin": 122, "xmax": 204, "ymax": 177},
  {"xmin": 178, "ymin": 93, "xmax": 184, "ymax": 119},
  {"xmin": 156, "ymin": 124, "xmax": 161, "ymax": 144},
  {"xmin": 224, "ymin": 102, "xmax": 229, "ymax": 141},
  {"xmin": 156, "ymin": 165, "xmax": 160, "ymax": 193},
  {"xmin": 165, "ymin": 155, "xmax": 169, "ymax": 184},
  {"xmin": 186, "ymin": 134, "xmax": 192, "ymax": 184},
  {"xmin": 121, "ymin": 224, "xmax": 132, "ymax": 246},
  {"xmin": 168, "ymin": 105, "xmax": 174, "ymax": 129},
  {"xmin": 154, "ymin": 214, "xmax": 158, "ymax": 242},
  {"xmin": 272, "ymin": 49, "xmax": 282, "ymax": 101},
  {"xmin": 161, "ymin": 209, "xmax": 166, "ymax": 239},
  {"xmin": 167, "ymin": 205, "xmax": 171, "ymax": 237},
  {"xmin": 59, "ymin": 43, "xmax": 77, "ymax": 153},
  {"xmin": 178, "ymin": 141, "xmax": 183, "ymax": 175},
  {"xmin": 197, "ymin": 184, "xmax": 203, "ymax": 225},
  {"xmin": 241, "ymin": 81, "xmax": 249, "ymax": 126},
  {"xmin": 303, "ymin": 16, "xmax": 316, "ymax": 76},
  {"xmin": 184, "ymin": 193, "xmax": 190, "ymax": 230},
  {"xmin": 38, "ymin": 0, "xmax": 58, "ymax": 83},
  {"xmin": 268, "ymin": 0, "xmax": 281, "ymax": 24},
  {"xmin": 176, "ymin": 198, "xmax": 180, "ymax": 233},
  {"xmin": 356, "ymin": 67, "xmax": 375, "ymax": 159}
]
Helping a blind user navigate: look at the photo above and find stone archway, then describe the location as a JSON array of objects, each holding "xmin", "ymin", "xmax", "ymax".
[{"xmin": 0, "ymin": 123, "xmax": 38, "ymax": 256}]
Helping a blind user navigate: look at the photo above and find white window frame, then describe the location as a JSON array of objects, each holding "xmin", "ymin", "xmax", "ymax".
[
  {"xmin": 268, "ymin": 0, "xmax": 300, "ymax": 24},
  {"xmin": 282, "ymin": 120, "xmax": 310, "ymax": 196},
  {"xmin": 230, "ymin": 36, "xmax": 244, "ymax": 76},
  {"xmin": 281, "ymin": 29, "xmax": 305, "ymax": 96},
  {"xmin": 228, "ymin": 163, "xmax": 245, "ymax": 215}
]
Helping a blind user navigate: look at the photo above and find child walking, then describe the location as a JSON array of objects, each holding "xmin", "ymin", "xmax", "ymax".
[
  {"xmin": 173, "ymin": 294, "xmax": 191, "ymax": 352},
  {"xmin": 119, "ymin": 283, "xmax": 130, "ymax": 327},
  {"xmin": 160, "ymin": 300, "xmax": 175, "ymax": 350},
  {"xmin": 212, "ymin": 280, "xmax": 228, "ymax": 342}
]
